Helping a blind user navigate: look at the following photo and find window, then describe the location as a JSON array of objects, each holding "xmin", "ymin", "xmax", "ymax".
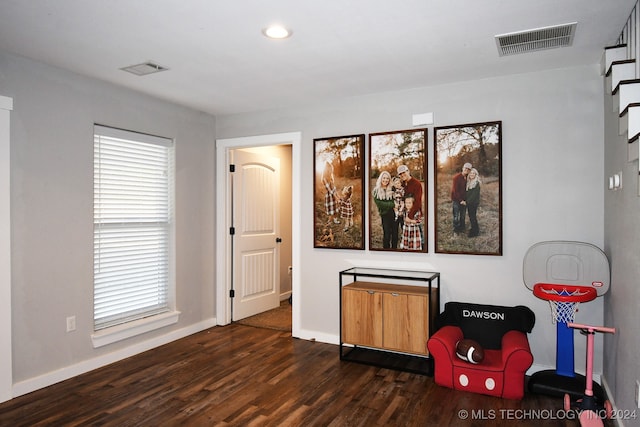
[{"xmin": 93, "ymin": 125, "xmax": 175, "ymax": 333}]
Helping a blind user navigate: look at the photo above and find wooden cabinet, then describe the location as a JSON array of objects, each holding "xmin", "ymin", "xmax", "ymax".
[
  {"xmin": 342, "ymin": 282, "xmax": 429, "ymax": 355},
  {"xmin": 339, "ymin": 268, "xmax": 440, "ymax": 375},
  {"xmin": 341, "ymin": 285, "xmax": 383, "ymax": 348},
  {"xmin": 382, "ymin": 288, "xmax": 429, "ymax": 354}
]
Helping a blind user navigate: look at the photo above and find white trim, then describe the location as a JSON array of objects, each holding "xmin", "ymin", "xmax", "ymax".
[
  {"xmin": 0, "ymin": 95, "xmax": 13, "ymax": 111},
  {"xmin": 94, "ymin": 124, "xmax": 172, "ymax": 147},
  {"xmin": 600, "ymin": 376, "xmax": 625, "ymax": 427},
  {"xmin": 13, "ymin": 317, "xmax": 217, "ymax": 398},
  {"xmin": 215, "ymin": 132, "xmax": 302, "ymax": 338},
  {"xmin": 91, "ymin": 310, "xmax": 181, "ymax": 348},
  {"xmin": 280, "ymin": 290, "xmax": 292, "ymax": 302},
  {"xmin": 0, "ymin": 95, "xmax": 12, "ymax": 403},
  {"xmin": 296, "ymin": 329, "xmax": 339, "ymax": 346}
]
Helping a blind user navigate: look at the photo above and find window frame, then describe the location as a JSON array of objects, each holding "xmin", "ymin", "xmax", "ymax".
[{"xmin": 92, "ymin": 124, "xmax": 178, "ymax": 347}]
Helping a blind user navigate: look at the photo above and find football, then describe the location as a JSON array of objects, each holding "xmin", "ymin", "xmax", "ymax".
[{"xmin": 455, "ymin": 339, "xmax": 485, "ymax": 364}]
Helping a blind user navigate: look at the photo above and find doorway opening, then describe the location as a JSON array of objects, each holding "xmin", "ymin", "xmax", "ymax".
[{"xmin": 215, "ymin": 132, "xmax": 301, "ymax": 336}]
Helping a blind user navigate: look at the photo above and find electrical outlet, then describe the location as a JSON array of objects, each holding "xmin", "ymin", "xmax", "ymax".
[{"xmin": 66, "ymin": 316, "xmax": 76, "ymax": 332}]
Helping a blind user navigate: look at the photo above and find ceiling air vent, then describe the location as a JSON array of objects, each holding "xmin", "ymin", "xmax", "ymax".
[
  {"xmin": 120, "ymin": 61, "xmax": 169, "ymax": 76},
  {"xmin": 495, "ymin": 22, "xmax": 577, "ymax": 57}
]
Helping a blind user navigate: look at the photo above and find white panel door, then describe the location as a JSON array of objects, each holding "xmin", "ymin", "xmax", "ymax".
[{"xmin": 232, "ymin": 149, "xmax": 281, "ymax": 320}]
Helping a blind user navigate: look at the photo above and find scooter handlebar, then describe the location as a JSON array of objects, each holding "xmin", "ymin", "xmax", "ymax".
[{"xmin": 567, "ymin": 322, "xmax": 616, "ymax": 334}]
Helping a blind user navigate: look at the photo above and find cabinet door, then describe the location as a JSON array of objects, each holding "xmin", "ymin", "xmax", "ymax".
[
  {"xmin": 342, "ymin": 288, "xmax": 383, "ymax": 347},
  {"xmin": 382, "ymin": 292, "xmax": 428, "ymax": 355}
]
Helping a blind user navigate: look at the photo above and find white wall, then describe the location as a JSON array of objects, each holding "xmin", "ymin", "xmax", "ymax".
[
  {"xmin": 603, "ymin": 74, "xmax": 640, "ymax": 418},
  {"xmin": 1, "ymin": 51, "xmax": 217, "ymax": 389},
  {"xmin": 217, "ymin": 64, "xmax": 606, "ymax": 373}
]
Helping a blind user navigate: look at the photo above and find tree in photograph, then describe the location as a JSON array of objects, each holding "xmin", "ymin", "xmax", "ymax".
[{"xmin": 436, "ymin": 123, "xmax": 499, "ymax": 176}]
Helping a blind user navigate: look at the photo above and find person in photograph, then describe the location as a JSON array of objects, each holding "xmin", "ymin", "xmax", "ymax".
[
  {"xmin": 339, "ymin": 185, "xmax": 354, "ymax": 231},
  {"xmin": 391, "ymin": 175, "xmax": 405, "ymax": 228},
  {"xmin": 397, "ymin": 165, "xmax": 423, "ymax": 218},
  {"xmin": 465, "ymin": 168, "xmax": 481, "ymax": 237},
  {"xmin": 451, "ymin": 162, "xmax": 472, "ymax": 233},
  {"xmin": 372, "ymin": 171, "xmax": 399, "ymax": 248},
  {"xmin": 321, "ymin": 161, "xmax": 340, "ymax": 224},
  {"xmin": 397, "ymin": 164, "xmax": 423, "ymax": 245},
  {"xmin": 400, "ymin": 194, "xmax": 422, "ymax": 250}
]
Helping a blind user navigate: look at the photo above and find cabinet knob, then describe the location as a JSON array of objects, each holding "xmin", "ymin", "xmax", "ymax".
[
  {"xmin": 367, "ymin": 290, "xmax": 375, "ymax": 294},
  {"xmin": 391, "ymin": 292, "xmax": 399, "ymax": 297}
]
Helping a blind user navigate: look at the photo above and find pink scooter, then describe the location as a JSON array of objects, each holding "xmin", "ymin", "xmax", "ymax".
[{"xmin": 564, "ymin": 323, "xmax": 616, "ymax": 426}]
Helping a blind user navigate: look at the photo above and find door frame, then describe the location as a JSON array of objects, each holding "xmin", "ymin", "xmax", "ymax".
[
  {"xmin": 215, "ymin": 132, "xmax": 301, "ymax": 336},
  {"xmin": 1, "ymin": 95, "xmax": 13, "ymax": 403}
]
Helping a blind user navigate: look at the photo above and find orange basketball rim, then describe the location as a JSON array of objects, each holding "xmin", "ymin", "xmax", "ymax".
[{"xmin": 533, "ymin": 283, "xmax": 597, "ymax": 303}]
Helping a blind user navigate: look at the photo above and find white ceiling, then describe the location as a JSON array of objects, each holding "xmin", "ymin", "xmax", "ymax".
[{"xmin": 0, "ymin": 0, "xmax": 635, "ymax": 115}]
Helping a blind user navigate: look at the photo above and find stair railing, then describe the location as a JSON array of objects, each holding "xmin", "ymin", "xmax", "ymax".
[{"xmin": 616, "ymin": 2, "xmax": 639, "ymax": 78}]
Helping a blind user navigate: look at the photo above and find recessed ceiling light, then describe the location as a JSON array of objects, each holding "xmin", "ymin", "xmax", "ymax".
[{"xmin": 262, "ymin": 25, "xmax": 292, "ymax": 39}]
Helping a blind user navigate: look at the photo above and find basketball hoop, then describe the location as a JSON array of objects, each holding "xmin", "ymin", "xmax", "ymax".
[
  {"xmin": 524, "ymin": 242, "xmax": 610, "ymax": 396},
  {"xmin": 533, "ymin": 283, "xmax": 597, "ymax": 324}
]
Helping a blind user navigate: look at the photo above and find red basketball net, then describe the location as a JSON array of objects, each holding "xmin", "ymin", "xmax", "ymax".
[{"xmin": 533, "ymin": 283, "xmax": 597, "ymax": 324}]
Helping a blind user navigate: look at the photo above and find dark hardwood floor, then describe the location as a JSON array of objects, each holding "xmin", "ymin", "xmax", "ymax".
[{"xmin": 0, "ymin": 324, "xmax": 613, "ymax": 426}]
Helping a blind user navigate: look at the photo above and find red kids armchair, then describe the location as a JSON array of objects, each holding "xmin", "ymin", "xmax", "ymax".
[{"xmin": 427, "ymin": 302, "xmax": 535, "ymax": 399}]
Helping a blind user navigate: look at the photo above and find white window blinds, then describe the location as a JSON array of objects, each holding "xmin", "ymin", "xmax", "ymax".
[{"xmin": 93, "ymin": 125, "xmax": 174, "ymax": 331}]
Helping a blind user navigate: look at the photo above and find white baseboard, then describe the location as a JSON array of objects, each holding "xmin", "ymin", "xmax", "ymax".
[
  {"xmin": 280, "ymin": 291, "xmax": 292, "ymax": 301},
  {"xmin": 11, "ymin": 317, "xmax": 217, "ymax": 399},
  {"xmin": 601, "ymin": 375, "xmax": 627, "ymax": 427},
  {"xmin": 294, "ymin": 329, "xmax": 339, "ymax": 346}
]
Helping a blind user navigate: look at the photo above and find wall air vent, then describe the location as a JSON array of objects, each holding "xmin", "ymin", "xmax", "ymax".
[
  {"xmin": 495, "ymin": 22, "xmax": 577, "ymax": 57},
  {"xmin": 120, "ymin": 61, "xmax": 169, "ymax": 76}
]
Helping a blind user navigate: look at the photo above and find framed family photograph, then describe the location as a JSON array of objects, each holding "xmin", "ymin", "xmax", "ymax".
[
  {"xmin": 369, "ymin": 128, "xmax": 427, "ymax": 252},
  {"xmin": 434, "ymin": 121, "xmax": 502, "ymax": 255},
  {"xmin": 313, "ymin": 134, "xmax": 365, "ymax": 249}
]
